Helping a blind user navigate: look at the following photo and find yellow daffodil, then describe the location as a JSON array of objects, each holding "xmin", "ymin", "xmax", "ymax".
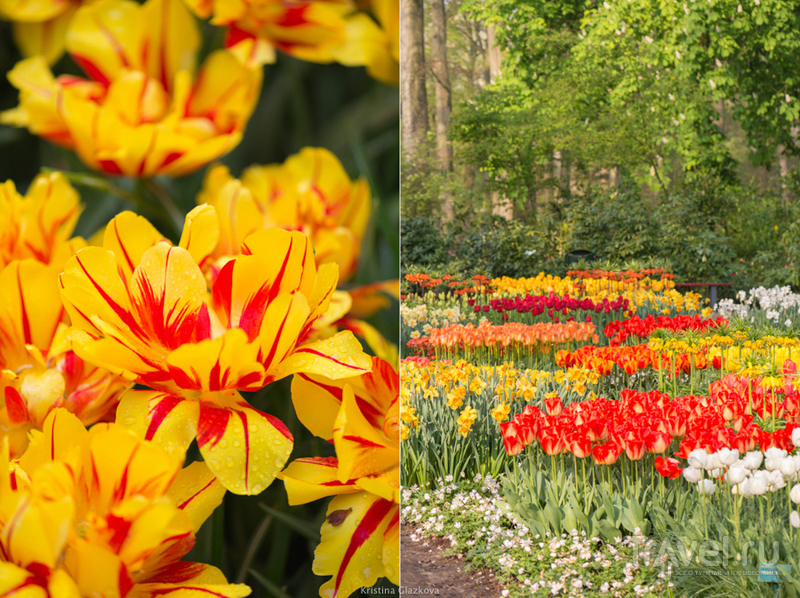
[
  {"xmin": 0, "ymin": 258, "xmax": 131, "ymax": 456},
  {"xmin": 181, "ymin": 0, "xmax": 398, "ymax": 83},
  {"xmin": 58, "ymin": 207, "xmax": 370, "ymax": 494},
  {"xmin": 457, "ymin": 405, "xmax": 477, "ymax": 437},
  {"xmin": 0, "ymin": 172, "xmax": 84, "ymax": 271},
  {"xmin": 2, "ymin": 0, "xmax": 262, "ymax": 177},
  {"xmin": 281, "ymin": 356, "xmax": 399, "ymax": 597},
  {"xmin": 0, "ymin": 409, "xmax": 247, "ymax": 598}
]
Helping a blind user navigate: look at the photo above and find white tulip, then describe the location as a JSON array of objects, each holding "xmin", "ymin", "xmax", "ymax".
[
  {"xmin": 743, "ymin": 451, "xmax": 763, "ymax": 470},
  {"xmin": 766, "ymin": 446, "xmax": 788, "ymax": 462},
  {"xmin": 708, "ymin": 452, "xmax": 724, "ymax": 471},
  {"xmin": 769, "ymin": 470, "xmax": 786, "ymax": 491},
  {"xmin": 791, "ymin": 484, "xmax": 800, "ymax": 505},
  {"xmin": 688, "ymin": 449, "xmax": 709, "ymax": 470},
  {"xmin": 780, "ymin": 458, "xmax": 798, "ymax": 479},
  {"xmin": 750, "ymin": 476, "xmax": 767, "ymax": 496},
  {"xmin": 727, "ymin": 463, "xmax": 747, "ymax": 485},
  {"xmin": 698, "ymin": 480, "xmax": 716, "ymax": 496},
  {"xmin": 792, "ymin": 511, "xmax": 800, "ymax": 529},
  {"xmin": 717, "ymin": 448, "xmax": 740, "ymax": 466},
  {"xmin": 792, "ymin": 428, "xmax": 800, "ymax": 448},
  {"xmin": 683, "ymin": 466, "xmax": 703, "ymax": 484},
  {"xmin": 710, "ymin": 468, "xmax": 724, "ymax": 478},
  {"xmin": 738, "ymin": 479, "xmax": 752, "ymax": 497}
]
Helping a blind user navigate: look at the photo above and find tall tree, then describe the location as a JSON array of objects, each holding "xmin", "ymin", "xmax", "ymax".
[
  {"xmin": 430, "ymin": 0, "xmax": 453, "ymax": 218},
  {"xmin": 401, "ymin": 0, "xmax": 429, "ymax": 161}
]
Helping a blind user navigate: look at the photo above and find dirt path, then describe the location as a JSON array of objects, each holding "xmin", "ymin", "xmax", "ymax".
[{"xmin": 401, "ymin": 526, "xmax": 507, "ymax": 598}]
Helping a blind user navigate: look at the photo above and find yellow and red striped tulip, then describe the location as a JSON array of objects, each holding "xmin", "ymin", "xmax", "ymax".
[
  {"xmin": 0, "ymin": 409, "xmax": 247, "ymax": 598},
  {"xmin": 280, "ymin": 356, "xmax": 399, "ymax": 597},
  {"xmin": 59, "ymin": 207, "xmax": 371, "ymax": 493},
  {"xmin": 1, "ymin": 0, "xmax": 262, "ymax": 177},
  {"xmin": 0, "ymin": 0, "xmax": 82, "ymax": 65},
  {"xmin": 198, "ymin": 147, "xmax": 370, "ymax": 281},
  {"xmin": 180, "ymin": 0, "xmax": 397, "ymax": 83},
  {"xmin": 0, "ymin": 172, "xmax": 84, "ymax": 271},
  {"xmin": 0, "ymin": 259, "xmax": 131, "ymax": 457}
]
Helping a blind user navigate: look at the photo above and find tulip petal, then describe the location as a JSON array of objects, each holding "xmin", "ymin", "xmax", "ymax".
[
  {"xmin": 196, "ymin": 393, "xmax": 292, "ymax": 495},
  {"xmin": 271, "ymin": 331, "xmax": 371, "ymax": 382},
  {"xmin": 140, "ymin": 0, "xmax": 201, "ymax": 91},
  {"xmin": 67, "ymin": 0, "xmax": 145, "ymax": 85},
  {"xmin": 115, "ymin": 390, "xmax": 199, "ymax": 456},
  {"xmin": 130, "ymin": 244, "xmax": 206, "ymax": 350},
  {"xmin": 333, "ymin": 385, "xmax": 396, "ymax": 482},
  {"xmin": 0, "ymin": 260, "xmax": 64, "ymax": 364},
  {"xmin": 165, "ymin": 328, "xmax": 265, "ymax": 391},
  {"xmin": 0, "ymin": 561, "xmax": 50, "ymax": 598},
  {"xmin": 102, "ymin": 212, "xmax": 166, "ymax": 281},
  {"xmin": 165, "ymin": 461, "xmax": 225, "ymax": 534},
  {"xmin": 179, "ymin": 205, "xmax": 220, "ymax": 269},
  {"xmin": 12, "ymin": 7, "xmax": 77, "ymax": 65},
  {"xmin": 314, "ymin": 492, "xmax": 396, "ymax": 598},
  {"xmin": 18, "ymin": 408, "xmax": 88, "ymax": 475},
  {"xmin": 280, "ymin": 457, "xmax": 359, "ymax": 505},
  {"xmin": 240, "ymin": 229, "xmax": 316, "ymax": 299},
  {"xmin": 291, "ymin": 355, "xmax": 391, "ymax": 442}
]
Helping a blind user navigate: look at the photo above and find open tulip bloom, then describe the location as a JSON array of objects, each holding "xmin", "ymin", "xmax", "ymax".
[
  {"xmin": 1, "ymin": 0, "xmax": 262, "ymax": 177},
  {"xmin": 0, "ymin": 408, "xmax": 246, "ymax": 598},
  {"xmin": 58, "ymin": 205, "xmax": 371, "ymax": 495}
]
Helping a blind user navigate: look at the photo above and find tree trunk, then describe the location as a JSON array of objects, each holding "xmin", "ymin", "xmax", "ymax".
[
  {"xmin": 401, "ymin": 0, "xmax": 428, "ymax": 162},
  {"xmin": 430, "ymin": 0, "xmax": 453, "ymax": 219},
  {"xmin": 487, "ymin": 25, "xmax": 503, "ymax": 84}
]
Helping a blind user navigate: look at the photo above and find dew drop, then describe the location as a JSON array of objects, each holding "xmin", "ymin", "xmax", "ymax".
[{"xmin": 274, "ymin": 457, "xmax": 284, "ymax": 467}]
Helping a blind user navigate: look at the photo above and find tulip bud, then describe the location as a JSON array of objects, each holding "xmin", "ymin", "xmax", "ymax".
[
  {"xmin": 697, "ymin": 480, "xmax": 716, "ymax": 496},
  {"xmin": 791, "ymin": 485, "xmax": 800, "ymax": 505},
  {"xmin": 683, "ymin": 466, "xmax": 703, "ymax": 484},
  {"xmin": 688, "ymin": 449, "xmax": 708, "ymax": 470},
  {"xmin": 717, "ymin": 448, "xmax": 739, "ymax": 467},
  {"xmin": 781, "ymin": 458, "xmax": 798, "ymax": 479},
  {"xmin": 750, "ymin": 476, "xmax": 767, "ymax": 496},
  {"xmin": 727, "ymin": 463, "xmax": 747, "ymax": 486},
  {"xmin": 743, "ymin": 451, "xmax": 763, "ymax": 470},
  {"xmin": 792, "ymin": 511, "xmax": 800, "ymax": 529},
  {"xmin": 793, "ymin": 428, "xmax": 800, "ymax": 448}
]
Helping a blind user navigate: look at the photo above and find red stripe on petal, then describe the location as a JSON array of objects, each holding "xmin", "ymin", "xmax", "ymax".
[
  {"xmin": 298, "ymin": 373, "xmax": 344, "ymax": 405},
  {"xmin": 211, "ymin": 260, "xmax": 234, "ymax": 326},
  {"xmin": 225, "ymin": 26, "xmax": 255, "ymax": 50},
  {"xmin": 342, "ymin": 435, "xmax": 384, "ymax": 449},
  {"xmin": 159, "ymin": 152, "xmax": 184, "ymax": 171},
  {"xmin": 16, "ymin": 267, "xmax": 31, "ymax": 345},
  {"xmin": 71, "ymin": 55, "xmax": 110, "ymax": 85},
  {"xmin": 106, "ymin": 514, "xmax": 132, "ymax": 552},
  {"xmin": 112, "ymin": 218, "xmax": 137, "ymax": 274},
  {"xmin": 145, "ymin": 395, "xmax": 184, "ymax": 441},
  {"xmin": 278, "ymin": 5, "xmax": 310, "ymax": 28},
  {"xmin": 237, "ymin": 400, "xmax": 293, "ymax": 442},
  {"xmin": 146, "ymin": 562, "xmax": 207, "ymax": 584},
  {"xmin": 75, "ymin": 254, "xmax": 145, "ymax": 339},
  {"xmin": 4, "ymin": 387, "xmax": 28, "ymax": 424},
  {"xmin": 197, "ymin": 402, "xmax": 231, "ymax": 449},
  {"xmin": 98, "ymin": 160, "xmax": 125, "ymax": 175},
  {"xmin": 177, "ymin": 477, "xmax": 216, "ymax": 510},
  {"xmin": 150, "ymin": 587, "xmax": 231, "ymax": 598},
  {"xmin": 333, "ymin": 499, "xmax": 394, "ymax": 596},
  {"xmin": 193, "ymin": 304, "xmax": 212, "ymax": 341},
  {"xmin": 119, "ymin": 564, "xmax": 134, "ymax": 598},
  {"xmin": 293, "ymin": 348, "xmax": 368, "ymax": 371}
]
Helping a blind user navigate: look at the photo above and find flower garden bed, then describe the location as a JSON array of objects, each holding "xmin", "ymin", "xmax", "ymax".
[{"xmin": 400, "ymin": 270, "xmax": 800, "ymax": 597}]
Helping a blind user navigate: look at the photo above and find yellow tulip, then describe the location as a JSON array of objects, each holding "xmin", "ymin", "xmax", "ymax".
[
  {"xmin": 0, "ymin": 409, "xmax": 246, "ymax": 598},
  {"xmin": 1, "ymin": 0, "xmax": 262, "ymax": 177},
  {"xmin": 58, "ymin": 207, "xmax": 370, "ymax": 494},
  {"xmin": 281, "ymin": 356, "xmax": 399, "ymax": 597},
  {"xmin": 181, "ymin": 0, "xmax": 398, "ymax": 83}
]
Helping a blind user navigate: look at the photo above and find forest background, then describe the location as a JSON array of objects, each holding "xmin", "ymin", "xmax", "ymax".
[{"xmin": 400, "ymin": 0, "xmax": 800, "ymax": 292}]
